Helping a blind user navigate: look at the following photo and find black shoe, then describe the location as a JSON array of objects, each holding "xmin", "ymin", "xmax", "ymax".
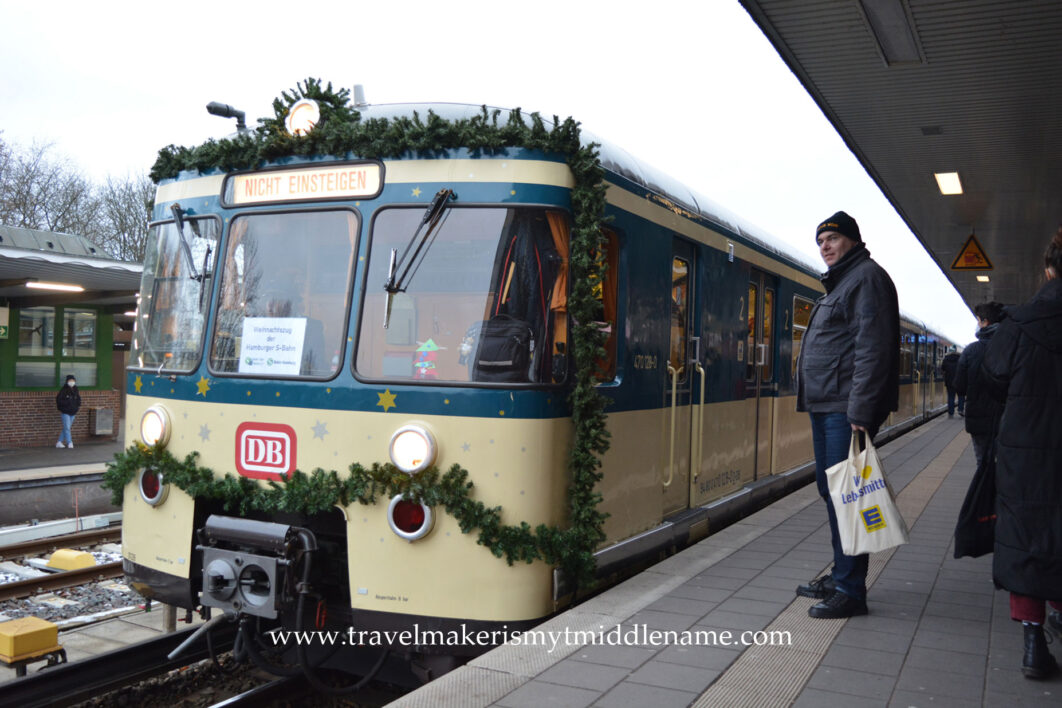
[
  {"xmin": 1048, "ymin": 611, "xmax": 1062, "ymax": 638},
  {"xmin": 809, "ymin": 590, "xmax": 868, "ymax": 619},
  {"xmin": 1023, "ymin": 623, "xmax": 1059, "ymax": 679},
  {"xmin": 796, "ymin": 574, "xmax": 835, "ymax": 599}
]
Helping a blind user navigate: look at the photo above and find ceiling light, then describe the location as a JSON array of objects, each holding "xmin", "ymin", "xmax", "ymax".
[
  {"xmin": 860, "ymin": 0, "xmax": 924, "ymax": 65},
  {"xmin": 976, "ymin": 275, "xmax": 990, "ymax": 283},
  {"xmin": 26, "ymin": 281, "xmax": 85, "ymax": 292},
  {"xmin": 934, "ymin": 172, "xmax": 963, "ymax": 195}
]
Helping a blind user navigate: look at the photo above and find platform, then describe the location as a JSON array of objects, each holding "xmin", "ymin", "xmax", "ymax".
[
  {"xmin": 389, "ymin": 416, "xmax": 1061, "ymax": 707},
  {"xmin": 0, "ymin": 433, "xmax": 125, "ymax": 525}
]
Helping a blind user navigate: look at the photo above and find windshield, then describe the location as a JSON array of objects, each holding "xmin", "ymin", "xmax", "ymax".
[
  {"xmin": 356, "ymin": 206, "xmax": 569, "ymax": 384},
  {"xmin": 133, "ymin": 217, "xmax": 220, "ymax": 371},
  {"xmin": 209, "ymin": 210, "xmax": 358, "ymax": 378}
]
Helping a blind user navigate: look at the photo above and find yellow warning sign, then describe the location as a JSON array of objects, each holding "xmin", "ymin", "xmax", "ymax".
[{"xmin": 951, "ymin": 234, "xmax": 993, "ymax": 270}]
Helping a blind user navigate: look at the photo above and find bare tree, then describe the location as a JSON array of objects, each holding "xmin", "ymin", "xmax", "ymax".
[
  {"xmin": 0, "ymin": 137, "xmax": 152, "ymax": 262},
  {"xmin": 98, "ymin": 173, "xmax": 153, "ymax": 261},
  {"xmin": 0, "ymin": 139, "xmax": 104, "ymax": 241}
]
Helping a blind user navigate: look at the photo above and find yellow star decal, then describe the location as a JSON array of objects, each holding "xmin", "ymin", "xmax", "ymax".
[
  {"xmin": 377, "ymin": 389, "xmax": 397, "ymax": 412},
  {"xmin": 133, "ymin": 375, "xmax": 143, "ymax": 393},
  {"xmin": 196, "ymin": 376, "xmax": 211, "ymax": 396},
  {"xmin": 412, "ymin": 187, "xmax": 422, "ymax": 198}
]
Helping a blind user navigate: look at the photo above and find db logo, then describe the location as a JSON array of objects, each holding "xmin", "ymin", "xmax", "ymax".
[{"xmin": 235, "ymin": 422, "xmax": 297, "ymax": 480}]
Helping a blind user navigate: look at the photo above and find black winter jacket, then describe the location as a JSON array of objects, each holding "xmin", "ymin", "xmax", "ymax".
[
  {"xmin": 982, "ymin": 278, "xmax": 1062, "ymax": 599},
  {"xmin": 953, "ymin": 323, "xmax": 1003, "ymax": 437},
  {"xmin": 941, "ymin": 352, "xmax": 960, "ymax": 389},
  {"xmin": 56, "ymin": 385, "xmax": 81, "ymax": 415},
  {"xmin": 796, "ymin": 244, "xmax": 900, "ymax": 429}
]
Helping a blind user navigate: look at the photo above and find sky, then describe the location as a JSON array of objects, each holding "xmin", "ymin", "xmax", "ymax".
[{"xmin": 0, "ymin": 0, "xmax": 975, "ymax": 343}]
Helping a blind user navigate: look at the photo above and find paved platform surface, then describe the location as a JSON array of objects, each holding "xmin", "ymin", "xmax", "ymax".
[
  {"xmin": 389, "ymin": 415, "xmax": 1062, "ymax": 707},
  {"xmin": 0, "ymin": 430, "xmax": 125, "ymax": 480}
]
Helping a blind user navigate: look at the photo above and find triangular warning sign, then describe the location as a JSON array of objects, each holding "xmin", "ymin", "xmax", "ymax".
[{"xmin": 951, "ymin": 234, "xmax": 993, "ymax": 270}]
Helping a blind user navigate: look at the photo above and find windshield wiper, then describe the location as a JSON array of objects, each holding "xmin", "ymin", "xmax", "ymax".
[
  {"xmin": 170, "ymin": 203, "xmax": 202, "ymax": 281},
  {"xmin": 382, "ymin": 188, "xmax": 455, "ymax": 328}
]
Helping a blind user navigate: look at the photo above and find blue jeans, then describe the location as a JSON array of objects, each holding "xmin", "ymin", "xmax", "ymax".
[
  {"xmin": 60, "ymin": 413, "xmax": 75, "ymax": 445},
  {"xmin": 810, "ymin": 412, "xmax": 869, "ymax": 601}
]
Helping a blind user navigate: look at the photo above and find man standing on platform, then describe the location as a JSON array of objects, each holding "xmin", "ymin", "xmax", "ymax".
[{"xmin": 795, "ymin": 211, "xmax": 900, "ymax": 619}]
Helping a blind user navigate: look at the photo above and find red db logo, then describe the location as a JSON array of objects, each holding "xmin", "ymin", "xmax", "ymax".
[{"xmin": 235, "ymin": 422, "xmax": 297, "ymax": 480}]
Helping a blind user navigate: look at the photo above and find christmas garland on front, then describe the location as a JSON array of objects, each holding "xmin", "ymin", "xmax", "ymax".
[{"xmin": 108, "ymin": 79, "xmax": 611, "ymax": 586}]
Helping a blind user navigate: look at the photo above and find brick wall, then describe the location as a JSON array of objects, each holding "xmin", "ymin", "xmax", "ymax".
[{"xmin": 0, "ymin": 390, "xmax": 121, "ymax": 448}]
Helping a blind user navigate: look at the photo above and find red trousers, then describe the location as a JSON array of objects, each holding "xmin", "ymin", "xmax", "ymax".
[{"xmin": 1010, "ymin": 593, "xmax": 1062, "ymax": 623}]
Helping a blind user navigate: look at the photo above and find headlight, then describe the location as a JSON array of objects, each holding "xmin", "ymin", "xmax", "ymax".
[
  {"xmin": 388, "ymin": 424, "xmax": 437, "ymax": 474},
  {"xmin": 387, "ymin": 494, "xmax": 435, "ymax": 542},
  {"xmin": 138, "ymin": 467, "xmax": 169, "ymax": 506},
  {"xmin": 140, "ymin": 405, "xmax": 172, "ymax": 447}
]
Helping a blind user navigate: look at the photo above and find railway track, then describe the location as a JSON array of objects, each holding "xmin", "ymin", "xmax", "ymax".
[
  {"xmin": 0, "ymin": 561, "xmax": 124, "ymax": 602},
  {"xmin": 0, "ymin": 526, "xmax": 121, "ymax": 562}
]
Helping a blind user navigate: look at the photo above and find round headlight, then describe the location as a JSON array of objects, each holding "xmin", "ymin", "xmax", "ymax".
[
  {"xmin": 140, "ymin": 405, "xmax": 171, "ymax": 447},
  {"xmin": 387, "ymin": 494, "xmax": 435, "ymax": 542},
  {"xmin": 285, "ymin": 98, "xmax": 320, "ymax": 136},
  {"xmin": 138, "ymin": 467, "xmax": 169, "ymax": 506},
  {"xmin": 388, "ymin": 424, "xmax": 437, "ymax": 474}
]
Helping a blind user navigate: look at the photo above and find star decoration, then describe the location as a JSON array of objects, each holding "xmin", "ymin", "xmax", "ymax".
[
  {"xmin": 412, "ymin": 187, "xmax": 422, "ymax": 197},
  {"xmin": 312, "ymin": 420, "xmax": 329, "ymax": 440},
  {"xmin": 133, "ymin": 375, "xmax": 143, "ymax": 393},
  {"xmin": 199, "ymin": 424, "xmax": 211, "ymax": 442},
  {"xmin": 196, "ymin": 376, "xmax": 211, "ymax": 396},
  {"xmin": 376, "ymin": 389, "xmax": 397, "ymax": 412},
  {"xmin": 462, "ymin": 442, "xmax": 471, "ymax": 452}
]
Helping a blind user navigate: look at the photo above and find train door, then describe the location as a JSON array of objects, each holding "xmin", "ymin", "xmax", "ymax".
[
  {"xmin": 663, "ymin": 240, "xmax": 696, "ymax": 516},
  {"xmin": 746, "ymin": 270, "xmax": 777, "ymax": 478}
]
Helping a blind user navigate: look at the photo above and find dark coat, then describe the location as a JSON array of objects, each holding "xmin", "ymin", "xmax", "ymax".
[
  {"xmin": 953, "ymin": 323, "xmax": 1003, "ymax": 437},
  {"xmin": 56, "ymin": 385, "xmax": 81, "ymax": 415},
  {"xmin": 982, "ymin": 278, "xmax": 1062, "ymax": 599},
  {"xmin": 796, "ymin": 243, "xmax": 900, "ymax": 429},
  {"xmin": 941, "ymin": 351, "xmax": 960, "ymax": 389}
]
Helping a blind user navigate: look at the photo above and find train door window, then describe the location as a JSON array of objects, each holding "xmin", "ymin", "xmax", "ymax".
[
  {"xmin": 746, "ymin": 283, "xmax": 758, "ymax": 381},
  {"xmin": 761, "ymin": 287, "xmax": 775, "ymax": 382},
  {"xmin": 791, "ymin": 295, "xmax": 813, "ymax": 376},
  {"xmin": 670, "ymin": 257, "xmax": 689, "ymax": 381},
  {"xmin": 899, "ymin": 332, "xmax": 913, "ymax": 378},
  {"xmin": 209, "ymin": 210, "xmax": 357, "ymax": 378}
]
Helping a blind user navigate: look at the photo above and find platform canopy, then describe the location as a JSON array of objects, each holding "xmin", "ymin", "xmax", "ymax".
[
  {"xmin": 740, "ymin": 0, "xmax": 1062, "ymax": 310},
  {"xmin": 0, "ymin": 226, "xmax": 141, "ymax": 312}
]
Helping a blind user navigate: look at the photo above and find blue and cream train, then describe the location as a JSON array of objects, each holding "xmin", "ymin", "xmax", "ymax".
[{"xmin": 119, "ymin": 97, "xmax": 953, "ymax": 678}]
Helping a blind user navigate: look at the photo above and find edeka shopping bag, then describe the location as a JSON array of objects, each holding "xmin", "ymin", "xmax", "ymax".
[{"xmin": 827, "ymin": 433, "xmax": 910, "ymax": 555}]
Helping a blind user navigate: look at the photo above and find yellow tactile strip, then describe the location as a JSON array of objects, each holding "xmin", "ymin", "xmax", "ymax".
[{"xmin": 691, "ymin": 426, "xmax": 969, "ymax": 708}]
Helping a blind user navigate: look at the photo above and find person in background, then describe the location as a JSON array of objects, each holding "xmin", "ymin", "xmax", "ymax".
[
  {"xmin": 953, "ymin": 301, "xmax": 1007, "ymax": 468},
  {"xmin": 982, "ymin": 226, "xmax": 1062, "ymax": 679},
  {"xmin": 55, "ymin": 375, "xmax": 81, "ymax": 449},
  {"xmin": 941, "ymin": 348, "xmax": 964, "ymax": 417},
  {"xmin": 795, "ymin": 211, "xmax": 900, "ymax": 619}
]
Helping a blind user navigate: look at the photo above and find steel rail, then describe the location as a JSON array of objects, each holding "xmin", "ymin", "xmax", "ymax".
[
  {"xmin": 0, "ymin": 527, "xmax": 122, "ymax": 562},
  {"xmin": 0, "ymin": 619, "xmax": 238, "ymax": 708},
  {"xmin": 207, "ymin": 675, "xmax": 309, "ymax": 707},
  {"xmin": 0, "ymin": 561, "xmax": 123, "ymax": 602}
]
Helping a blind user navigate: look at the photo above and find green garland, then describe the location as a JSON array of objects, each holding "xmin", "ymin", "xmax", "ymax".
[{"xmin": 120, "ymin": 78, "xmax": 611, "ymax": 586}]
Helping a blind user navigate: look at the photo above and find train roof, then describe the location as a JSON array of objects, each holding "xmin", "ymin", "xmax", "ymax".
[{"xmin": 353, "ymin": 102, "xmax": 823, "ymax": 279}]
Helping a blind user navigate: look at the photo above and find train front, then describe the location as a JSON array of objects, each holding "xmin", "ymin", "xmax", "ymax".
[{"xmin": 118, "ymin": 137, "xmax": 580, "ymax": 675}]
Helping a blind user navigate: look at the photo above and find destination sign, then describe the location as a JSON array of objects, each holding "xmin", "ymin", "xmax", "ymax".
[{"xmin": 228, "ymin": 163, "xmax": 382, "ymax": 204}]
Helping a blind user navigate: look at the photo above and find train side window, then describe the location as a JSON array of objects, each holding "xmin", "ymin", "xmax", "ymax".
[
  {"xmin": 791, "ymin": 295, "xmax": 813, "ymax": 377},
  {"xmin": 899, "ymin": 332, "xmax": 913, "ymax": 378},
  {"xmin": 592, "ymin": 229, "xmax": 619, "ymax": 382},
  {"xmin": 761, "ymin": 287, "xmax": 774, "ymax": 382}
]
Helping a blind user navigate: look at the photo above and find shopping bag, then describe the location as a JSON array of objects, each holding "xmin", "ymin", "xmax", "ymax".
[
  {"xmin": 827, "ymin": 433, "xmax": 910, "ymax": 555},
  {"xmin": 953, "ymin": 439, "xmax": 997, "ymax": 558}
]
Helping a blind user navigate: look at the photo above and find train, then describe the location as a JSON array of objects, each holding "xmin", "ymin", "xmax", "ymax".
[{"xmin": 108, "ymin": 81, "xmax": 954, "ymax": 684}]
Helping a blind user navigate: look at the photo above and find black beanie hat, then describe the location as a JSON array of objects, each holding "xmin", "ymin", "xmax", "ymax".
[
  {"xmin": 65, "ymin": 375, "xmax": 76, "ymax": 383},
  {"xmin": 816, "ymin": 211, "xmax": 861, "ymax": 243}
]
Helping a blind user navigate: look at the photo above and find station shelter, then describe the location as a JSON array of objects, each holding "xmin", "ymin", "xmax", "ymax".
[{"xmin": 0, "ymin": 226, "xmax": 141, "ymax": 448}]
